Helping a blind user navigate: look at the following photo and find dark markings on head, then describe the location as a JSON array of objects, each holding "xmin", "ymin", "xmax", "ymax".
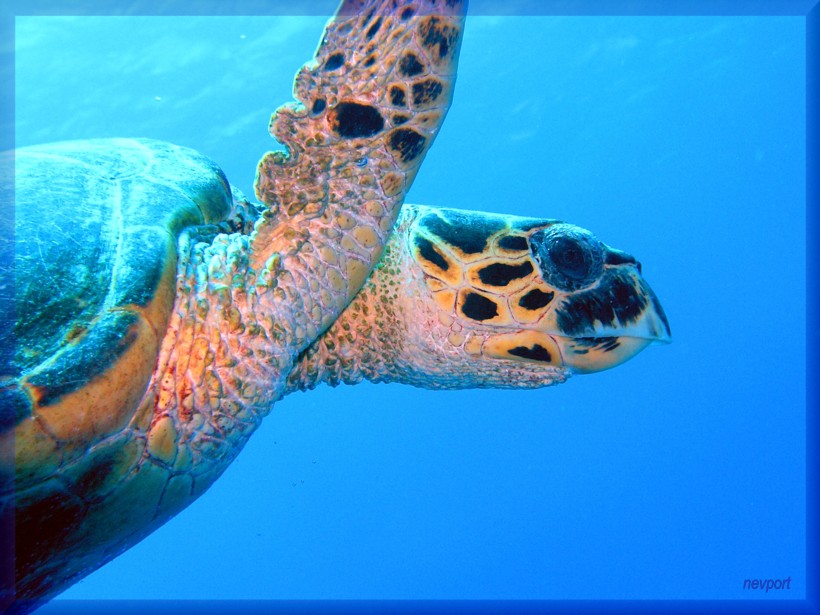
[
  {"xmin": 418, "ymin": 16, "xmax": 456, "ymax": 60},
  {"xmin": 365, "ymin": 17, "xmax": 382, "ymax": 40},
  {"xmin": 412, "ymin": 79, "xmax": 443, "ymax": 107},
  {"xmin": 311, "ymin": 98, "xmax": 326, "ymax": 114},
  {"xmin": 414, "ymin": 235, "xmax": 450, "ymax": 271},
  {"xmin": 388, "ymin": 128, "xmax": 426, "ymax": 163},
  {"xmin": 399, "ymin": 52, "xmax": 425, "ymax": 77},
  {"xmin": 498, "ymin": 235, "xmax": 529, "ymax": 251},
  {"xmin": 390, "ymin": 85, "xmax": 407, "ymax": 107},
  {"xmin": 461, "ymin": 292, "xmax": 499, "ymax": 321},
  {"xmin": 649, "ymin": 288, "xmax": 671, "ymax": 337},
  {"xmin": 601, "ymin": 338, "xmax": 621, "ymax": 352},
  {"xmin": 477, "ymin": 261, "xmax": 534, "ymax": 287},
  {"xmin": 576, "ymin": 337, "xmax": 621, "ymax": 352},
  {"xmin": 393, "ymin": 114, "xmax": 409, "ymax": 126},
  {"xmin": 508, "ymin": 344, "xmax": 552, "ymax": 362},
  {"xmin": 25, "ymin": 310, "xmax": 140, "ymax": 406},
  {"xmin": 557, "ymin": 271, "xmax": 647, "ymax": 335},
  {"xmin": 420, "ymin": 210, "xmax": 506, "ymax": 255},
  {"xmin": 518, "ymin": 288, "xmax": 554, "ymax": 311},
  {"xmin": 364, "ymin": 55, "xmax": 376, "ymax": 68},
  {"xmin": 324, "ymin": 52, "xmax": 345, "ymax": 71},
  {"xmin": 400, "ymin": 6, "xmax": 416, "ymax": 20},
  {"xmin": 331, "ymin": 102, "xmax": 384, "ymax": 139}
]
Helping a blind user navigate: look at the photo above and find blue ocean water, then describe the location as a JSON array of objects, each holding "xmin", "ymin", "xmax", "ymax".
[{"xmin": 13, "ymin": 4, "xmax": 806, "ymax": 605}]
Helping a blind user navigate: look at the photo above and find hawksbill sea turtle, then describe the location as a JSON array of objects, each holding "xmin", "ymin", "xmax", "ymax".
[{"xmin": 0, "ymin": 0, "xmax": 670, "ymax": 611}]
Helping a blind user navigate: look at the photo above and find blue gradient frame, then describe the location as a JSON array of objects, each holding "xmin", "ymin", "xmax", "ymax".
[{"xmin": 1, "ymin": 0, "xmax": 816, "ymax": 614}]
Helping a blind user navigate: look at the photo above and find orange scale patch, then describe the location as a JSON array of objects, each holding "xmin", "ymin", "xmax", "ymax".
[{"xmin": 433, "ymin": 289, "xmax": 457, "ymax": 313}]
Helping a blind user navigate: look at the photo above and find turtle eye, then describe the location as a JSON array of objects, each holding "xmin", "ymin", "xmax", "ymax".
[
  {"xmin": 531, "ymin": 224, "xmax": 604, "ymax": 291},
  {"xmin": 549, "ymin": 237, "xmax": 590, "ymax": 279}
]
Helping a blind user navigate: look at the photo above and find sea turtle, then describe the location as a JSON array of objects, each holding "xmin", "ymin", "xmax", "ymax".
[{"xmin": 0, "ymin": 0, "xmax": 669, "ymax": 611}]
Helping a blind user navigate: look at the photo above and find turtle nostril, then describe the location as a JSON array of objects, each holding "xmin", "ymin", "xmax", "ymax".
[{"xmin": 603, "ymin": 247, "xmax": 638, "ymax": 269}]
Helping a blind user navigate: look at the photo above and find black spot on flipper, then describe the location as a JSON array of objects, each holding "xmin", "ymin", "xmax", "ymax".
[
  {"xmin": 332, "ymin": 102, "xmax": 384, "ymax": 139},
  {"xmin": 412, "ymin": 78, "xmax": 443, "ymax": 107},
  {"xmin": 387, "ymin": 128, "xmax": 426, "ymax": 164},
  {"xmin": 390, "ymin": 85, "xmax": 407, "ymax": 107},
  {"xmin": 518, "ymin": 288, "xmax": 554, "ymax": 311},
  {"xmin": 392, "ymin": 114, "xmax": 409, "ymax": 126},
  {"xmin": 557, "ymin": 271, "xmax": 648, "ymax": 335},
  {"xmin": 420, "ymin": 210, "xmax": 506, "ymax": 255},
  {"xmin": 414, "ymin": 235, "xmax": 450, "ymax": 271},
  {"xmin": 477, "ymin": 261, "xmax": 534, "ymax": 287},
  {"xmin": 363, "ymin": 55, "xmax": 376, "ymax": 68},
  {"xmin": 399, "ymin": 52, "xmax": 425, "ymax": 77},
  {"xmin": 419, "ymin": 16, "xmax": 458, "ymax": 61},
  {"xmin": 461, "ymin": 292, "xmax": 498, "ymax": 322},
  {"xmin": 324, "ymin": 52, "xmax": 345, "ymax": 71},
  {"xmin": 498, "ymin": 235, "xmax": 529, "ymax": 251},
  {"xmin": 508, "ymin": 344, "xmax": 552, "ymax": 362},
  {"xmin": 400, "ymin": 6, "xmax": 415, "ymax": 20},
  {"xmin": 311, "ymin": 98, "xmax": 326, "ymax": 115},
  {"xmin": 365, "ymin": 17, "xmax": 382, "ymax": 40}
]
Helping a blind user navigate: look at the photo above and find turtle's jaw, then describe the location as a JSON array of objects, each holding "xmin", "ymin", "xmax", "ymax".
[
  {"xmin": 548, "ymin": 266, "xmax": 671, "ymax": 373},
  {"xmin": 554, "ymin": 334, "xmax": 663, "ymax": 374},
  {"xmin": 480, "ymin": 266, "xmax": 670, "ymax": 375}
]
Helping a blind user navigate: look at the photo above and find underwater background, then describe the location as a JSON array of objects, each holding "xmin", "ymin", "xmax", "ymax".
[{"xmin": 13, "ymin": 1, "xmax": 806, "ymax": 605}]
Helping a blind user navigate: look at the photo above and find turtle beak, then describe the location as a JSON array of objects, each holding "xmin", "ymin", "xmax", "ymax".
[{"xmin": 553, "ymin": 252, "xmax": 671, "ymax": 373}]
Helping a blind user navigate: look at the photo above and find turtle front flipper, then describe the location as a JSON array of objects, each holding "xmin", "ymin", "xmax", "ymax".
[{"xmin": 253, "ymin": 0, "xmax": 466, "ymax": 349}]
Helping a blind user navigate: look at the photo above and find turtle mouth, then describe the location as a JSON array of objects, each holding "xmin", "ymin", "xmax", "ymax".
[
  {"xmin": 553, "ymin": 334, "xmax": 658, "ymax": 374},
  {"xmin": 480, "ymin": 273, "xmax": 671, "ymax": 374},
  {"xmin": 559, "ymin": 310, "xmax": 672, "ymax": 346},
  {"xmin": 551, "ymin": 265, "xmax": 671, "ymax": 339},
  {"xmin": 550, "ymin": 278, "xmax": 671, "ymax": 372}
]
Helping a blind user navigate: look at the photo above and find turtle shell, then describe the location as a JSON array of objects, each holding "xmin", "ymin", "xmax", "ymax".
[{"xmin": 1, "ymin": 138, "xmax": 233, "ymax": 476}]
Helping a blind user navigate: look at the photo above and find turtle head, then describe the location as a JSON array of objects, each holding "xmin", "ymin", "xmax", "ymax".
[
  {"xmin": 289, "ymin": 205, "xmax": 671, "ymax": 392},
  {"xmin": 390, "ymin": 205, "xmax": 671, "ymax": 387}
]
